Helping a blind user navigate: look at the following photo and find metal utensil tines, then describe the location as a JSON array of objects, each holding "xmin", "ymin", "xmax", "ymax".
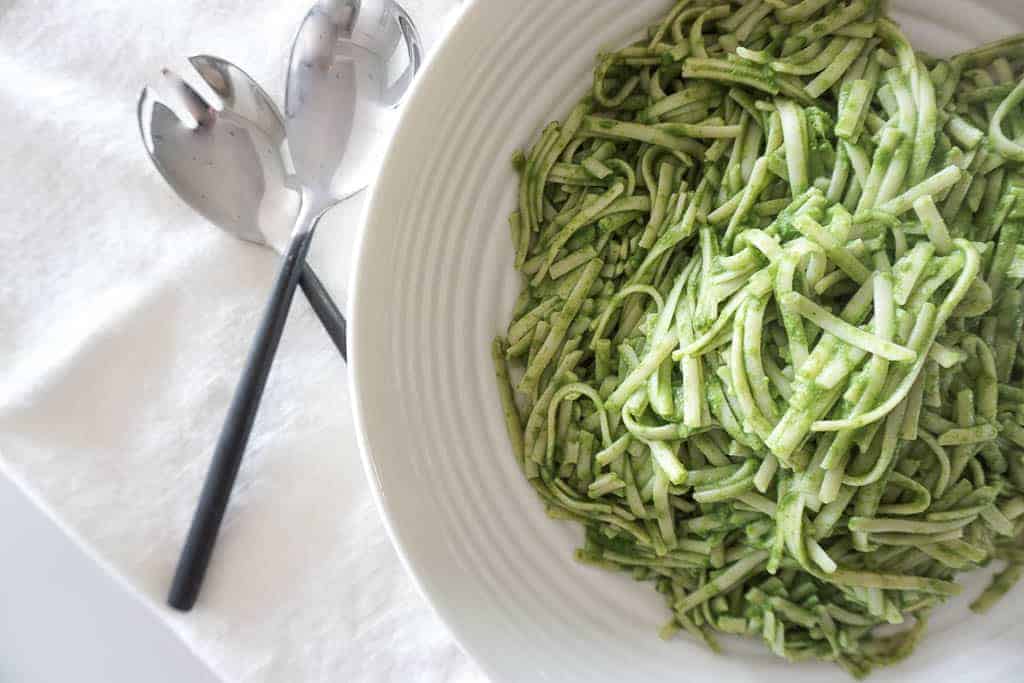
[{"xmin": 138, "ymin": 57, "xmax": 348, "ymax": 359}]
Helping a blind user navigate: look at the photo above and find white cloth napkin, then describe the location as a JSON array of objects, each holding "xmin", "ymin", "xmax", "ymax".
[{"xmin": 0, "ymin": 1, "xmax": 483, "ymax": 681}]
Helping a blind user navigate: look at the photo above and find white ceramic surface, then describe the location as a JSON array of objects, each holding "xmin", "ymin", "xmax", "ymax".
[{"xmin": 349, "ymin": 2, "xmax": 1024, "ymax": 681}]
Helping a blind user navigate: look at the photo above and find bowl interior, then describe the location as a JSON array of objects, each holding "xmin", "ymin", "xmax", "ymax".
[{"xmin": 349, "ymin": 1, "xmax": 1024, "ymax": 681}]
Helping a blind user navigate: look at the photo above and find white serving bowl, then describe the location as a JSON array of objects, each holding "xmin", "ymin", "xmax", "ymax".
[{"xmin": 349, "ymin": 2, "xmax": 1024, "ymax": 680}]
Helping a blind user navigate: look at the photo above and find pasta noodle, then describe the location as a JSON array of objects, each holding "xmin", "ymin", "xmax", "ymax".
[{"xmin": 493, "ymin": 0, "xmax": 1024, "ymax": 675}]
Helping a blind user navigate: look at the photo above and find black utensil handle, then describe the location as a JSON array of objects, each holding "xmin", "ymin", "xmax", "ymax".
[
  {"xmin": 168, "ymin": 229, "xmax": 315, "ymax": 611},
  {"xmin": 298, "ymin": 263, "xmax": 347, "ymax": 361}
]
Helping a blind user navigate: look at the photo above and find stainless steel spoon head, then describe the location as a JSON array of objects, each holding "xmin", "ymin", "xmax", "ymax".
[
  {"xmin": 138, "ymin": 56, "xmax": 301, "ymax": 251},
  {"xmin": 285, "ymin": 0, "xmax": 423, "ymax": 202}
]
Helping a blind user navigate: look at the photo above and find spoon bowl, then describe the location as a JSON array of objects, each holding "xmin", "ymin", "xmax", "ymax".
[{"xmin": 285, "ymin": 0, "xmax": 422, "ymax": 203}]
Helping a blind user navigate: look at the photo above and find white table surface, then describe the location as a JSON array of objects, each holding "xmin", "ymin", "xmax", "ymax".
[{"xmin": 0, "ymin": 473, "xmax": 219, "ymax": 683}]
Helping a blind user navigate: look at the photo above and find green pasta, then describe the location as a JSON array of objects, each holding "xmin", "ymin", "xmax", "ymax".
[{"xmin": 493, "ymin": 0, "xmax": 1024, "ymax": 677}]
